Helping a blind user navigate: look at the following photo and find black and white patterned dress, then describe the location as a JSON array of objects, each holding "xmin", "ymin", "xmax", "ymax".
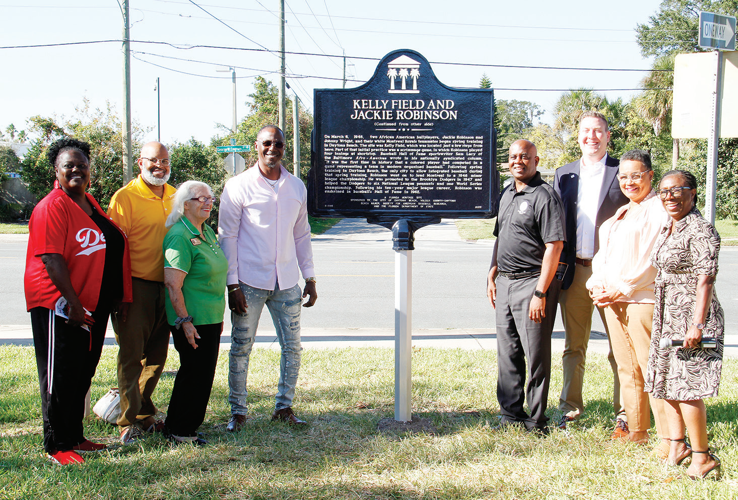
[{"xmin": 644, "ymin": 208, "xmax": 724, "ymax": 401}]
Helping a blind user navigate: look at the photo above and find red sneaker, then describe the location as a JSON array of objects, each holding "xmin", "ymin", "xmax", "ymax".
[
  {"xmin": 48, "ymin": 450, "xmax": 84, "ymax": 465},
  {"xmin": 72, "ymin": 439, "xmax": 107, "ymax": 453}
]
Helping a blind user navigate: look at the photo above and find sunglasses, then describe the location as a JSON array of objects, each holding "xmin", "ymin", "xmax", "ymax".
[{"xmin": 258, "ymin": 140, "xmax": 285, "ymax": 149}]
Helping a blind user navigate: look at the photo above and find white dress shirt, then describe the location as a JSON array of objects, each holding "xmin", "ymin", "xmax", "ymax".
[
  {"xmin": 586, "ymin": 191, "xmax": 669, "ymax": 303},
  {"xmin": 575, "ymin": 153, "xmax": 607, "ymax": 259},
  {"xmin": 218, "ymin": 164, "xmax": 315, "ymax": 291}
]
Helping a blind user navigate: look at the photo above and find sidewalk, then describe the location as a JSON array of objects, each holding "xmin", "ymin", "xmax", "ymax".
[{"xmin": 4, "ymin": 219, "xmax": 736, "ymax": 356}]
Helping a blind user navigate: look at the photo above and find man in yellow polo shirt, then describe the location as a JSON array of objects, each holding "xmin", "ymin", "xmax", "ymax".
[{"xmin": 108, "ymin": 141, "xmax": 177, "ymax": 444}]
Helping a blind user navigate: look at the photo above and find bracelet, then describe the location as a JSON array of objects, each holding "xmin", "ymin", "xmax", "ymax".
[
  {"xmin": 228, "ymin": 287, "xmax": 240, "ymax": 294},
  {"xmin": 305, "ymin": 277, "xmax": 316, "ymax": 284},
  {"xmin": 174, "ymin": 316, "xmax": 193, "ymax": 329}
]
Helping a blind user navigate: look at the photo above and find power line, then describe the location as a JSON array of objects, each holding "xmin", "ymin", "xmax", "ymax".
[
  {"xmin": 185, "ymin": 0, "xmax": 276, "ymax": 56},
  {"xmin": 322, "ymin": 0, "xmax": 343, "ymax": 48},
  {"xmin": 303, "ymin": 0, "xmax": 341, "ymax": 50},
  {"xmin": 284, "ymin": 2, "xmax": 341, "ymax": 69},
  {"xmin": 0, "ymin": 39, "xmax": 673, "ymax": 73},
  {"xmin": 147, "ymin": 0, "xmax": 696, "ymax": 33}
]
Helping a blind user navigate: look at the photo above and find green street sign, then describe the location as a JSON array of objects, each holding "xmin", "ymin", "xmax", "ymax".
[{"xmin": 216, "ymin": 145, "xmax": 251, "ymax": 153}]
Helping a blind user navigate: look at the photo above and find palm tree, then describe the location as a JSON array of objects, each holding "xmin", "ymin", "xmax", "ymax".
[
  {"xmin": 410, "ymin": 68, "xmax": 420, "ymax": 90},
  {"xmin": 387, "ymin": 68, "xmax": 398, "ymax": 90},
  {"xmin": 398, "ymin": 68, "xmax": 409, "ymax": 90},
  {"xmin": 633, "ymin": 55, "xmax": 678, "ymax": 167},
  {"xmin": 553, "ymin": 89, "xmax": 608, "ymax": 137}
]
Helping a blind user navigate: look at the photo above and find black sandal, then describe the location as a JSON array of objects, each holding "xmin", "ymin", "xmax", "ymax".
[
  {"xmin": 688, "ymin": 449, "xmax": 721, "ymax": 480},
  {"xmin": 667, "ymin": 437, "xmax": 692, "ymax": 466}
]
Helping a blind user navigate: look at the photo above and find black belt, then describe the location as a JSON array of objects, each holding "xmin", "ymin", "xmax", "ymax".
[{"xmin": 497, "ymin": 270, "xmax": 540, "ymax": 280}]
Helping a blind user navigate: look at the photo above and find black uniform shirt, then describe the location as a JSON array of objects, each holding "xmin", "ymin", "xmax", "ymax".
[{"xmin": 493, "ymin": 172, "xmax": 566, "ymax": 274}]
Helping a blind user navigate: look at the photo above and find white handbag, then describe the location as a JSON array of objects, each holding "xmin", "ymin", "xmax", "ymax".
[{"xmin": 93, "ymin": 388, "xmax": 121, "ymax": 425}]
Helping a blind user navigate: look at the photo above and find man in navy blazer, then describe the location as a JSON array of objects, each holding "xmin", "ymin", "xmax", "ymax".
[{"xmin": 553, "ymin": 111, "xmax": 629, "ymax": 436}]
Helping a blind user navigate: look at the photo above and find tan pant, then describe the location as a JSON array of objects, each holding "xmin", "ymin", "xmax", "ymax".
[
  {"xmin": 112, "ymin": 278, "xmax": 171, "ymax": 427},
  {"xmin": 604, "ymin": 303, "xmax": 668, "ymax": 436},
  {"xmin": 559, "ymin": 263, "xmax": 623, "ymax": 418}
]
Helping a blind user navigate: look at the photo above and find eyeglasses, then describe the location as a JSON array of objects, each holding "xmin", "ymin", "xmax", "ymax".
[
  {"xmin": 508, "ymin": 154, "xmax": 534, "ymax": 161},
  {"xmin": 189, "ymin": 196, "xmax": 214, "ymax": 203},
  {"xmin": 657, "ymin": 186, "xmax": 692, "ymax": 199},
  {"xmin": 258, "ymin": 140, "xmax": 285, "ymax": 149},
  {"xmin": 617, "ymin": 170, "xmax": 651, "ymax": 181},
  {"xmin": 141, "ymin": 157, "xmax": 171, "ymax": 166}
]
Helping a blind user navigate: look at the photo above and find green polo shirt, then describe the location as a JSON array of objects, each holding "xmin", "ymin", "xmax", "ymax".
[{"xmin": 163, "ymin": 217, "xmax": 228, "ymax": 326}]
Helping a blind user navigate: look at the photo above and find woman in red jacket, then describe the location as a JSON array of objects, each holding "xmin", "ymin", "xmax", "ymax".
[{"xmin": 24, "ymin": 138, "xmax": 132, "ymax": 465}]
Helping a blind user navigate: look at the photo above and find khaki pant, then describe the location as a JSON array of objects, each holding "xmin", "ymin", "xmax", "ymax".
[
  {"xmin": 604, "ymin": 303, "xmax": 668, "ymax": 436},
  {"xmin": 559, "ymin": 263, "xmax": 623, "ymax": 418},
  {"xmin": 112, "ymin": 278, "xmax": 171, "ymax": 427}
]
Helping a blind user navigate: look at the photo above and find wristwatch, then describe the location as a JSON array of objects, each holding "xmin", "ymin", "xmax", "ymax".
[
  {"xmin": 533, "ymin": 290, "xmax": 547, "ymax": 299},
  {"xmin": 174, "ymin": 316, "xmax": 193, "ymax": 329},
  {"xmin": 305, "ymin": 277, "xmax": 316, "ymax": 284},
  {"xmin": 693, "ymin": 322, "xmax": 705, "ymax": 330}
]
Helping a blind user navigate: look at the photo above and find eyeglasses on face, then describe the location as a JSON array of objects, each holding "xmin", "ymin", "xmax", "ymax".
[
  {"xmin": 657, "ymin": 186, "xmax": 692, "ymax": 199},
  {"xmin": 617, "ymin": 171, "xmax": 651, "ymax": 181},
  {"xmin": 258, "ymin": 140, "xmax": 285, "ymax": 149},
  {"xmin": 189, "ymin": 196, "xmax": 214, "ymax": 204},
  {"xmin": 141, "ymin": 157, "xmax": 171, "ymax": 166}
]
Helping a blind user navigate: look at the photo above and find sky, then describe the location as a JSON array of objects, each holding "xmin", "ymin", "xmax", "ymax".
[{"xmin": 0, "ymin": 0, "xmax": 666, "ymax": 146}]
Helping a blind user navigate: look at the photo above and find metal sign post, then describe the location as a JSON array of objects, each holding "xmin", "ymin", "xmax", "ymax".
[{"xmin": 705, "ymin": 51, "xmax": 724, "ymax": 224}]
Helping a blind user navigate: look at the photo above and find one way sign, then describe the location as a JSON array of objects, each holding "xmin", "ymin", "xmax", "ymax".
[{"xmin": 699, "ymin": 11, "xmax": 736, "ymax": 51}]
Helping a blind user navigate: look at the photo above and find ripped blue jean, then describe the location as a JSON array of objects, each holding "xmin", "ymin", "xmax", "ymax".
[{"xmin": 228, "ymin": 283, "xmax": 303, "ymax": 414}]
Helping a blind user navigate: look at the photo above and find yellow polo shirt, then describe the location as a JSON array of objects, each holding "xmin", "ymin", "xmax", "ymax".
[{"xmin": 108, "ymin": 175, "xmax": 177, "ymax": 282}]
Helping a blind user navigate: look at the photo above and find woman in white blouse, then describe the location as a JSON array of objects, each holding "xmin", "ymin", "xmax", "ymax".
[{"xmin": 586, "ymin": 150, "xmax": 671, "ymax": 454}]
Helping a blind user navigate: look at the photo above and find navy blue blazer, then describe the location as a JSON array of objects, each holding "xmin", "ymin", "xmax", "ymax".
[{"xmin": 553, "ymin": 155, "xmax": 628, "ymax": 290}]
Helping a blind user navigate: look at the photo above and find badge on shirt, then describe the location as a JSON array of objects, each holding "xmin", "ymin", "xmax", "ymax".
[
  {"xmin": 190, "ymin": 237, "xmax": 202, "ymax": 246},
  {"xmin": 517, "ymin": 200, "xmax": 530, "ymax": 215}
]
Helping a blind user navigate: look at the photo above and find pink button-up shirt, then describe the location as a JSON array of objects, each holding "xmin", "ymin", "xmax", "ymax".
[
  {"xmin": 218, "ymin": 164, "xmax": 315, "ymax": 291},
  {"xmin": 586, "ymin": 191, "xmax": 669, "ymax": 303}
]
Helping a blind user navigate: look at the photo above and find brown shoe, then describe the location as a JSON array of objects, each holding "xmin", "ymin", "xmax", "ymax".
[
  {"xmin": 226, "ymin": 414, "xmax": 247, "ymax": 432},
  {"xmin": 271, "ymin": 407, "xmax": 308, "ymax": 427},
  {"xmin": 610, "ymin": 419, "xmax": 629, "ymax": 440}
]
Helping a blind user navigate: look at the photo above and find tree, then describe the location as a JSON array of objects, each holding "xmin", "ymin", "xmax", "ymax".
[
  {"xmin": 20, "ymin": 100, "xmax": 146, "ymax": 209},
  {"xmin": 168, "ymin": 138, "xmax": 228, "ymax": 230},
  {"xmin": 0, "ymin": 146, "xmax": 22, "ymax": 182},
  {"xmin": 479, "ymin": 74, "xmax": 492, "ymax": 89},
  {"xmin": 212, "ymin": 76, "xmax": 314, "ymax": 181},
  {"xmin": 636, "ymin": 0, "xmax": 738, "ymax": 58}
]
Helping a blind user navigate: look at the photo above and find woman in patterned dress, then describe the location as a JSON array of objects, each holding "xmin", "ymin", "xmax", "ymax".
[{"xmin": 644, "ymin": 170, "xmax": 723, "ymax": 480}]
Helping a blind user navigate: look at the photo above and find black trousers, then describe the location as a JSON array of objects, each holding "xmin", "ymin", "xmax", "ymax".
[
  {"xmin": 165, "ymin": 323, "xmax": 222, "ymax": 437},
  {"xmin": 30, "ymin": 304, "xmax": 111, "ymax": 453},
  {"xmin": 495, "ymin": 274, "xmax": 562, "ymax": 430}
]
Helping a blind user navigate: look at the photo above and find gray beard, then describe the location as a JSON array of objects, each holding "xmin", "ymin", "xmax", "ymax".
[{"xmin": 141, "ymin": 168, "xmax": 170, "ymax": 186}]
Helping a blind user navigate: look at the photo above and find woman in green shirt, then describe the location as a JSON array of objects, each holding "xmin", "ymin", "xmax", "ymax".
[{"xmin": 163, "ymin": 181, "xmax": 227, "ymax": 445}]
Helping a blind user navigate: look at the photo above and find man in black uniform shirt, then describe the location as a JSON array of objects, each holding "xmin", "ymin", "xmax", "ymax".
[{"xmin": 487, "ymin": 139, "xmax": 566, "ymax": 434}]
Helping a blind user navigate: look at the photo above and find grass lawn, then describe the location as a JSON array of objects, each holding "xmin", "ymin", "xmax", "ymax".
[
  {"xmin": 0, "ymin": 219, "xmax": 339, "ymax": 237},
  {"xmin": 457, "ymin": 218, "xmax": 738, "ymax": 245},
  {"xmin": 309, "ymin": 216, "xmax": 340, "ymax": 236},
  {"xmin": 1, "ymin": 346, "xmax": 736, "ymax": 499},
  {"xmin": 0, "ymin": 223, "xmax": 28, "ymax": 234}
]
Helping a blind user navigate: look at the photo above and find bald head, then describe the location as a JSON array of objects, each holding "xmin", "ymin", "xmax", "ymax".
[
  {"xmin": 138, "ymin": 141, "xmax": 171, "ymax": 188},
  {"xmin": 508, "ymin": 139, "xmax": 539, "ymax": 188}
]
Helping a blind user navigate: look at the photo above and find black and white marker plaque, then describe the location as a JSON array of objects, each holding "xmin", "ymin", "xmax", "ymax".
[{"xmin": 308, "ymin": 49, "xmax": 498, "ymax": 222}]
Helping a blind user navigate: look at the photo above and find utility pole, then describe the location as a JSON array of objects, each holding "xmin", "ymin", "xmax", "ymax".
[
  {"xmin": 293, "ymin": 95, "xmax": 300, "ymax": 177},
  {"xmin": 279, "ymin": 0, "xmax": 286, "ymax": 131},
  {"xmin": 122, "ymin": 0, "xmax": 133, "ymax": 182},
  {"xmin": 155, "ymin": 77, "xmax": 160, "ymax": 142},
  {"xmin": 217, "ymin": 67, "xmax": 237, "ymax": 133}
]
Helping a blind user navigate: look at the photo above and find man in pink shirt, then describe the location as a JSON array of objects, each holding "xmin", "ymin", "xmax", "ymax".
[{"xmin": 218, "ymin": 125, "xmax": 317, "ymax": 431}]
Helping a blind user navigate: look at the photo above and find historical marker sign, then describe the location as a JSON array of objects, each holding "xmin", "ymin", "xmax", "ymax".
[
  {"xmin": 699, "ymin": 11, "xmax": 736, "ymax": 51},
  {"xmin": 309, "ymin": 49, "xmax": 498, "ymax": 221}
]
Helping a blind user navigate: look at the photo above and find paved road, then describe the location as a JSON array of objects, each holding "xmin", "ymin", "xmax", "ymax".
[{"xmin": 3, "ymin": 219, "xmax": 737, "ymax": 356}]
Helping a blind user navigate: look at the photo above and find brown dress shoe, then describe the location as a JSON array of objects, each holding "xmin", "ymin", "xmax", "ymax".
[
  {"xmin": 610, "ymin": 419, "xmax": 629, "ymax": 440},
  {"xmin": 226, "ymin": 414, "xmax": 247, "ymax": 432},
  {"xmin": 271, "ymin": 407, "xmax": 308, "ymax": 427}
]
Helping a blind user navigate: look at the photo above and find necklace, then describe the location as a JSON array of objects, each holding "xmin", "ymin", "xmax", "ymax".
[{"xmin": 263, "ymin": 175, "xmax": 280, "ymax": 191}]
